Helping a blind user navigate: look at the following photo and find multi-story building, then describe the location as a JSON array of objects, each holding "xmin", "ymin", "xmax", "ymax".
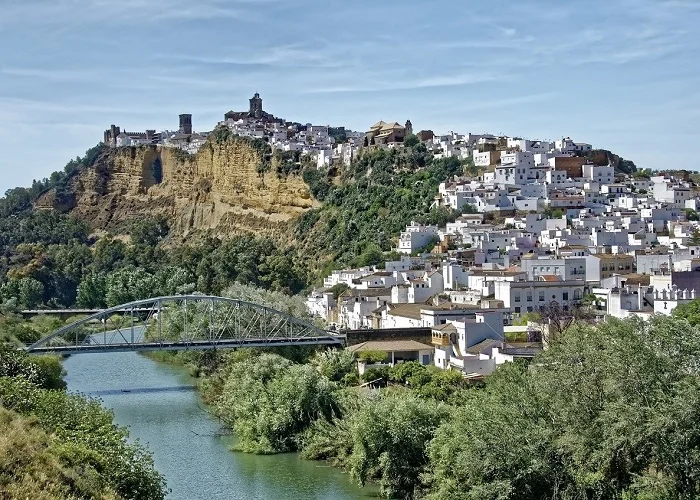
[
  {"xmin": 494, "ymin": 278, "xmax": 586, "ymax": 317},
  {"xmin": 397, "ymin": 222, "xmax": 439, "ymax": 254},
  {"xmin": 584, "ymin": 253, "xmax": 635, "ymax": 282},
  {"xmin": 520, "ymin": 255, "xmax": 586, "ymax": 281}
]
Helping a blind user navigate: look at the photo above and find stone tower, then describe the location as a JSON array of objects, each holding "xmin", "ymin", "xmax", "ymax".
[
  {"xmin": 104, "ymin": 124, "xmax": 121, "ymax": 146},
  {"xmin": 179, "ymin": 114, "xmax": 192, "ymax": 135},
  {"xmin": 405, "ymin": 120, "xmax": 413, "ymax": 136},
  {"xmin": 249, "ymin": 93, "xmax": 263, "ymax": 119}
]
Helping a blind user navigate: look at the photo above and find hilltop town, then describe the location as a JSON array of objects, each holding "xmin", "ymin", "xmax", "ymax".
[{"xmin": 29, "ymin": 92, "xmax": 700, "ymax": 378}]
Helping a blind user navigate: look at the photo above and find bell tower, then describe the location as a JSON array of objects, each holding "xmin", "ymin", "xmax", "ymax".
[
  {"xmin": 249, "ymin": 93, "xmax": 263, "ymax": 119},
  {"xmin": 179, "ymin": 114, "xmax": 192, "ymax": 135}
]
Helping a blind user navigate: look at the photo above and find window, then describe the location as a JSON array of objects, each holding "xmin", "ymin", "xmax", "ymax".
[
  {"xmin": 527, "ymin": 306, "xmax": 533, "ymax": 312},
  {"xmin": 563, "ymin": 292, "xmax": 569, "ymax": 300},
  {"xmin": 527, "ymin": 293, "xmax": 533, "ymax": 302},
  {"xmin": 539, "ymin": 291, "xmax": 545, "ymax": 301},
  {"xmin": 514, "ymin": 293, "xmax": 521, "ymax": 303},
  {"xmin": 514, "ymin": 307, "xmax": 521, "ymax": 314}
]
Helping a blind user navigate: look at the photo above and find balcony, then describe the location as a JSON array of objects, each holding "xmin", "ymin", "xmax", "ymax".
[{"xmin": 432, "ymin": 331, "xmax": 452, "ymax": 346}]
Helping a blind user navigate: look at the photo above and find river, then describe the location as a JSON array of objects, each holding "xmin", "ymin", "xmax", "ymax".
[{"xmin": 64, "ymin": 351, "xmax": 376, "ymax": 500}]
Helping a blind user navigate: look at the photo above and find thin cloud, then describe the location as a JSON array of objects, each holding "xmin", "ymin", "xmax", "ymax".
[
  {"xmin": 306, "ymin": 73, "xmax": 496, "ymax": 94},
  {"xmin": 1, "ymin": 67, "xmax": 105, "ymax": 82}
]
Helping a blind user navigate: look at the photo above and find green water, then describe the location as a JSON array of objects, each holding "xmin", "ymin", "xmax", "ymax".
[{"xmin": 64, "ymin": 352, "xmax": 375, "ymax": 500}]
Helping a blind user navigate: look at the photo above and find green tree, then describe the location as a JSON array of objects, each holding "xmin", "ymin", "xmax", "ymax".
[
  {"xmin": 388, "ymin": 360, "xmax": 426, "ymax": 384},
  {"xmin": 672, "ymin": 297, "xmax": 700, "ymax": 326},
  {"xmin": 690, "ymin": 228, "xmax": 700, "ymax": 246},
  {"xmin": 356, "ymin": 350, "xmax": 388, "ymax": 363},
  {"xmin": 76, "ymin": 273, "xmax": 107, "ymax": 308},
  {"xmin": 130, "ymin": 216, "xmax": 169, "ymax": 248},
  {"xmin": 310, "ymin": 348, "xmax": 355, "ymax": 383},
  {"xmin": 403, "ymin": 134, "xmax": 420, "ymax": 148},
  {"xmin": 347, "ymin": 393, "xmax": 447, "ymax": 498},
  {"xmin": 426, "ymin": 362, "xmax": 561, "ymax": 500},
  {"xmin": 356, "ymin": 244, "xmax": 384, "ymax": 268},
  {"xmin": 15, "ymin": 278, "xmax": 45, "ymax": 309},
  {"xmin": 683, "ymin": 208, "xmax": 698, "ymax": 221},
  {"xmin": 0, "ymin": 407, "xmax": 120, "ymax": 499},
  {"xmin": 427, "ymin": 316, "xmax": 700, "ymax": 498},
  {"xmin": 105, "ymin": 267, "xmax": 158, "ymax": 306},
  {"xmin": 329, "ymin": 283, "xmax": 350, "ymax": 301},
  {"xmin": 213, "ymin": 352, "xmax": 339, "ymax": 454}
]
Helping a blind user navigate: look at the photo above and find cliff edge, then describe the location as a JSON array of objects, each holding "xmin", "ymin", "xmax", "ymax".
[{"xmin": 35, "ymin": 134, "xmax": 317, "ymax": 239}]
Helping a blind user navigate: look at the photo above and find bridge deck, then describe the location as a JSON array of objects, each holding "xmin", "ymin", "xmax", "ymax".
[{"xmin": 29, "ymin": 336, "xmax": 345, "ymax": 355}]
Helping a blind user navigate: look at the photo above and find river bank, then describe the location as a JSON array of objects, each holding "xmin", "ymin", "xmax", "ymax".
[{"xmin": 63, "ymin": 351, "xmax": 376, "ymax": 500}]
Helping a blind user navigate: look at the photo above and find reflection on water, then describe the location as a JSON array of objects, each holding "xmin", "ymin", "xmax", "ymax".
[{"xmin": 64, "ymin": 352, "xmax": 375, "ymax": 500}]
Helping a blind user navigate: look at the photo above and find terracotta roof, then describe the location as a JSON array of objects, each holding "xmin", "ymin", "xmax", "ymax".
[
  {"xmin": 341, "ymin": 288, "xmax": 392, "ymax": 298},
  {"xmin": 592, "ymin": 254, "xmax": 633, "ymax": 260},
  {"xmin": 387, "ymin": 303, "xmax": 480, "ymax": 320},
  {"xmin": 369, "ymin": 120, "xmax": 387, "ymax": 130},
  {"xmin": 466, "ymin": 339, "xmax": 502, "ymax": 354},
  {"xmin": 432, "ymin": 323, "xmax": 457, "ymax": 333},
  {"xmin": 539, "ymin": 275, "xmax": 562, "ymax": 282},
  {"xmin": 501, "ymin": 342, "xmax": 543, "ymax": 357},
  {"xmin": 386, "ymin": 304, "xmax": 424, "ymax": 319},
  {"xmin": 470, "ymin": 270, "xmax": 525, "ymax": 277},
  {"xmin": 348, "ymin": 340, "xmax": 434, "ymax": 353},
  {"xmin": 379, "ymin": 122, "xmax": 403, "ymax": 131},
  {"xmin": 623, "ymin": 274, "xmax": 651, "ymax": 286}
]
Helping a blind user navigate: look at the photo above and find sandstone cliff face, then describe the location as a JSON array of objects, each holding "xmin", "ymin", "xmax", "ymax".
[{"xmin": 36, "ymin": 137, "xmax": 317, "ymax": 239}]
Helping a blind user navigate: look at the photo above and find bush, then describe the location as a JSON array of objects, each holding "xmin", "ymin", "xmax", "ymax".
[
  {"xmin": 213, "ymin": 352, "xmax": 340, "ymax": 454},
  {"xmin": 346, "ymin": 392, "xmax": 447, "ymax": 498},
  {"xmin": 310, "ymin": 348, "xmax": 355, "ymax": 382},
  {"xmin": 0, "ymin": 407, "xmax": 119, "ymax": 499},
  {"xmin": 361, "ymin": 365, "xmax": 390, "ymax": 383},
  {"xmin": 356, "ymin": 350, "xmax": 388, "ymax": 363},
  {"xmin": 388, "ymin": 360, "xmax": 426, "ymax": 384},
  {"xmin": 0, "ymin": 377, "xmax": 166, "ymax": 499}
]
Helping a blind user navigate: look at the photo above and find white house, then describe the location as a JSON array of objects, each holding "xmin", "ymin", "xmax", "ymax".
[
  {"xmin": 494, "ymin": 278, "xmax": 585, "ymax": 318},
  {"xmin": 398, "ymin": 222, "xmax": 439, "ymax": 254}
]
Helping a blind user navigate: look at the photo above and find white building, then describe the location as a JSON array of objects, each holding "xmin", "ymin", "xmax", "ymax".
[
  {"xmin": 398, "ymin": 222, "xmax": 439, "ymax": 254},
  {"xmin": 494, "ymin": 278, "xmax": 585, "ymax": 318}
]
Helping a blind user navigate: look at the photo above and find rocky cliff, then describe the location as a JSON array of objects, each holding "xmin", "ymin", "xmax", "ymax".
[{"xmin": 35, "ymin": 135, "xmax": 317, "ymax": 239}]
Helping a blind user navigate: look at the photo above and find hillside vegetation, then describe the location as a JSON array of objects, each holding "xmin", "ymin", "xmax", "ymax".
[
  {"xmin": 0, "ymin": 140, "xmax": 471, "ymax": 308},
  {"xmin": 0, "ymin": 346, "xmax": 167, "ymax": 499}
]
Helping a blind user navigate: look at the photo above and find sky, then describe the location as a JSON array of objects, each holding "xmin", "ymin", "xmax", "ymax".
[{"xmin": 0, "ymin": 0, "xmax": 699, "ymax": 192}]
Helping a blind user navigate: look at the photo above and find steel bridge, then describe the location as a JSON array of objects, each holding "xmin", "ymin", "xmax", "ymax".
[{"xmin": 26, "ymin": 295, "xmax": 344, "ymax": 355}]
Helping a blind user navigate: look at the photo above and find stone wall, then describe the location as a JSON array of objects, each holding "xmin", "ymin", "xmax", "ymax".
[{"xmin": 344, "ymin": 327, "xmax": 433, "ymax": 346}]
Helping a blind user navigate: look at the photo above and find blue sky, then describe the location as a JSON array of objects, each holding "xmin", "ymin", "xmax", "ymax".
[{"xmin": 1, "ymin": 0, "xmax": 699, "ymax": 192}]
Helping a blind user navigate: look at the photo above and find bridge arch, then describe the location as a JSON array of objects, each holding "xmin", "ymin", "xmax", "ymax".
[{"xmin": 26, "ymin": 295, "xmax": 344, "ymax": 354}]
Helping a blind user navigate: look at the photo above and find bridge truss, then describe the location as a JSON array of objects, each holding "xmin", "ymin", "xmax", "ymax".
[{"xmin": 26, "ymin": 295, "xmax": 343, "ymax": 354}]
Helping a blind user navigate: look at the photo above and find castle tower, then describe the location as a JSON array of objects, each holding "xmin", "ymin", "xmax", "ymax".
[
  {"xmin": 405, "ymin": 120, "xmax": 413, "ymax": 136},
  {"xmin": 104, "ymin": 124, "xmax": 120, "ymax": 146},
  {"xmin": 179, "ymin": 114, "xmax": 193, "ymax": 135},
  {"xmin": 249, "ymin": 92, "xmax": 263, "ymax": 119}
]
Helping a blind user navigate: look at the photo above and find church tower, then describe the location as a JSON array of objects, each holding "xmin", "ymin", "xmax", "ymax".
[
  {"xmin": 249, "ymin": 93, "xmax": 263, "ymax": 119},
  {"xmin": 405, "ymin": 119, "xmax": 413, "ymax": 136},
  {"xmin": 179, "ymin": 114, "xmax": 192, "ymax": 135}
]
